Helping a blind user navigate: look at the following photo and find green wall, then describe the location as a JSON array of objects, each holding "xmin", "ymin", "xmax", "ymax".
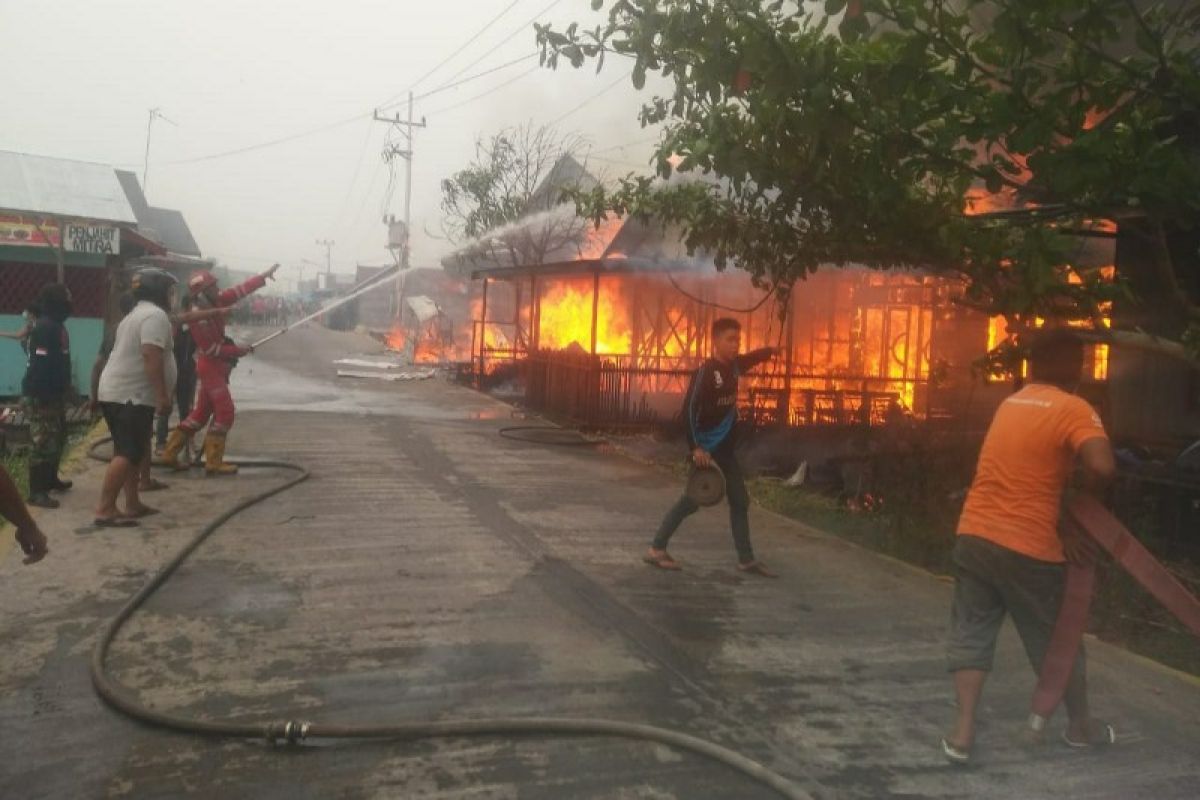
[{"xmin": 0, "ymin": 315, "xmax": 104, "ymax": 399}]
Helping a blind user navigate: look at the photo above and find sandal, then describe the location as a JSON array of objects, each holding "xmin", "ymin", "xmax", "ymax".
[
  {"xmin": 643, "ymin": 548, "xmax": 682, "ymax": 571},
  {"xmin": 141, "ymin": 478, "xmax": 170, "ymax": 492},
  {"xmin": 1063, "ymin": 720, "xmax": 1116, "ymax": 748},
  {"xmin": 737, "ymin": 560, "xmax": 778, "ymax": 578},
  {"xmin": 94, "ymin": 517, "xmax": 140, "ymax": 528},
  {"xmin": 941, "ymin": 738, "xmax": 972, "ymax": 765}
]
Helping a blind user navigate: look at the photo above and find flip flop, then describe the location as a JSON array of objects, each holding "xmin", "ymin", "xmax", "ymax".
[
  {"xmin": 94, "ymin": 517, "xmax": 140, "ymax": 528},
  {"xmin": 941, "ymin": 738, "xmax": 971, "ymax": 765},
  {"xmin": 643, "ymin": 549, "xmax": 682, "ymax": 571},
  {"xmin": 141, "ymin": 478, "xmax": 170, "ymax": 492},
  {"xmin": 737, "ymin": 560, "xmax": 778, "ymax": 578},
  {"xmin": 1062, "ymin": 721, "xmax": 1116, "ymax": 748}
]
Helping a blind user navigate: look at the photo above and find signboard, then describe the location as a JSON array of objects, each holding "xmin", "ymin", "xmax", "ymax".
[
  {"xmin": 0, "ymin": 214, "xmax": 59, "ymax": 247},
  {"xmin": 63, "ymin": 223, "xmax": 119, "ymax": 255},
  {"xmin": 0, "ymin": 214, "xmax": 120, "ymax": 255}
]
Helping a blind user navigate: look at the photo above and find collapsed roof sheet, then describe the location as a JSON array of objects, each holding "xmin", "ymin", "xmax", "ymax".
[{"xmin": 405, "ymin": 295, "xmax": 441, "ymax": 323}]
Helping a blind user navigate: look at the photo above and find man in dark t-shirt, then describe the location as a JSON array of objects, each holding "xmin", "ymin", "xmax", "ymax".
[
  {"xmin": 645, "ymin": 317, "xmax": 777, "ymax": 576},
  {"xmin": 22, "ymin": 284, "xmax": 74, "ymax": 508}
]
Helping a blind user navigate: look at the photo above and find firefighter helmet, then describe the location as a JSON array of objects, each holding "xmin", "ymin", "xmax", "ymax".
[{"xmin": 188, "ymin": 270, "xmax": 219, "ymax": 295}]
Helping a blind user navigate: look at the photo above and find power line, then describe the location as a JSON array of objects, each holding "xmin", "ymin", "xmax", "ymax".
[
  {"xmin": 587, "ymin": 154, "xmax": 652, "ymax": 169},
  {"xmin": 159, "ymin": 112, "xmax": 369, "ymax": 165},
  {"xmin": 442, "ymin": 0, "xmax": 562, "ymax": 84},
  {"xmin": 550, "ymin": 70, "xmax": 632, "ymax": 126},
  {"xmin": 412, "ymin": 52, "xmax": 539, "ymax": 103},
  {"xmin": 377, "ymin": 0, "xmax": 525, "ymax": 108},
  {"xmin": 592, "ymin": 135, "xmax": 660, "ymax": 155},
  {"xmin": 333, "ymin": 120, "xmax": 379, "ymax": 231},
  {"xmin": 426, "ymin": 64, "xmax": 542, "ymax": 116}
]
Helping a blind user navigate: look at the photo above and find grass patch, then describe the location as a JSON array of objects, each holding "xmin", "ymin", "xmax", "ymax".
[
  {"xmin": 749, "ymin": 478, "xmax": 1200, "ymax": 677},
  {"xmin": 1, "ymin": 447, "xmax": 31, "ymax": 500}
]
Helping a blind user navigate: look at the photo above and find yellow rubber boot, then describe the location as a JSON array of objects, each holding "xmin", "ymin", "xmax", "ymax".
[
  {"xmin": 203, "ymin": 432, "xmax": 239, "ymax": 476},
  {"xmin": 157, "ymin": 428, "xmax": 193, "ymax": 470}
]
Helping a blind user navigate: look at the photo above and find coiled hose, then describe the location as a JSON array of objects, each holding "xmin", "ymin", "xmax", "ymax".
[{"xmin": 86, "ymin": 438, "xmax": 810, "ymax": 800}]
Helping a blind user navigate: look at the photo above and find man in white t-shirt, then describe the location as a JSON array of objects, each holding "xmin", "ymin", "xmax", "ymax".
[{"xmin": 93, "ymin": 269, "xmax": 178, "ymax": 527}]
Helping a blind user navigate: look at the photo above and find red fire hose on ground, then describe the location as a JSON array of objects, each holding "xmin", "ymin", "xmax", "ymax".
[{"xmin": 1029, "ymin": 494, "xmax": 1200, "ymax": 730}]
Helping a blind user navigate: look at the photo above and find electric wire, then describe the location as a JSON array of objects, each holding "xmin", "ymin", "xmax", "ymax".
[
  {"xmin": 159, "ymin": 113, "xmax": 370, "ymax": 166},
  {"xmin": 442, "ymin": 0, "xmax": 563, "ymax": 85},
  {"xmin": 413, "ymin": 52, "xmax": 541, "ymax": 103},
  {"xmin": 333, "ymin": 120, "xmax": 380, "ymax": 232},
  {"xmin": 85, "ymin": 438, "xmax": 811, "ymax": 800},
  {"xmin": 426, "ymin": 64, "xmax": 543, "ymax": 116},
  {"xmin": 550, "ymin": 70, "xmax": 632, "ymax": 125},
  {"xmin": 378, "ymin": 0, "xmax": 525, "ymax": 108}
]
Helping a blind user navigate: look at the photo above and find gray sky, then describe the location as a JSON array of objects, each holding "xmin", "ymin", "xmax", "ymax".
[{"xmin": 1, "ymin": 0, "xmax": 664, "ymax": 289}]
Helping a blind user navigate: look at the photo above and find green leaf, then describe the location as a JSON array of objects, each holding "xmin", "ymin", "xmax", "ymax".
[{"xmin": 632, "ymin": 63, "xmax": 646, "ymax": 89}]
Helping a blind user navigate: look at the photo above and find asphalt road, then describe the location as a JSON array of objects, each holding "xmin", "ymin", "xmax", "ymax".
[{"xmin": 1, "ymin": 324, "xmax": 1197, "ymax": 799}]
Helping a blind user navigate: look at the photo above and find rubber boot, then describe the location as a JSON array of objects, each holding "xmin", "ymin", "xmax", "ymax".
[
  {"xmin": 157, "ymin": 428, "xmax": 193, "ymax": 470},
  {"xmin": 50, "ymin": 470, "xmax": 72, "ymax": 491},
  {"xmin": 203, "ymin": 432, "xmax": 238, "ymax": 476},
  {"xmin": 27, "ymin": 463, "xmax": 59, "ymax": 509}
]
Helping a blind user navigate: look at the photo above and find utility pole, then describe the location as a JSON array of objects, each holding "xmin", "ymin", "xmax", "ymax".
[
  {"xmin": 315, "ymin": 238, "xmax": 335, "ymax": 278},
  {"xmin": 374, "ymin": 93, "xmax": 426, "ymax": 322}
]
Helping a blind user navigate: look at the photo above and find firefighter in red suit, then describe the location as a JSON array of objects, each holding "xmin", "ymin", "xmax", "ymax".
[{"xmin": 160, "ymin": 264, "xmax": 280, "ymax": 474}]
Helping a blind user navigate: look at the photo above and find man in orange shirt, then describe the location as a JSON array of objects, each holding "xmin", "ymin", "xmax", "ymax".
[{"xmin": 943, "ymin": 329, "xmax": 1116, "ymax": 763}]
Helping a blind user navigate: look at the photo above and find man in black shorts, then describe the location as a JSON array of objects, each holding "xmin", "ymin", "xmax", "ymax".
[
  {"xmin": 93, "ymin": 270, "xmax": 178, "ymax": 527},
  {"xmin": 943, "ymin": 330, "xmax": 1117, "ymax": 762}
]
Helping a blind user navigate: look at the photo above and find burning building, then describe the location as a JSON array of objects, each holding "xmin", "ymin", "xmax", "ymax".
[
  {"xmin": 439, "ymin": 160, "xmax": 1187, "ymax": 447},
  {"xmin": 440, "ymin": 194, "xmax": 1039, "ymax": 431}
]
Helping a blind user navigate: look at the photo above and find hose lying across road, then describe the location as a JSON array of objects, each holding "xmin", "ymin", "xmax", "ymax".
[{"xmin": 85, "ymin": 438, "xmax": 811, "ymax": 800}]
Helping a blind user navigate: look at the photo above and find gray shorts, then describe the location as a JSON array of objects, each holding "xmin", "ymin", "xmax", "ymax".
[{"xmin": 947, "ymin": 535, "xmax": 1085, "ymax": 680}]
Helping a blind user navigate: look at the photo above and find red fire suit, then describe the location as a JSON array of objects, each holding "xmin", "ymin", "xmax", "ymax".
[{"xmin": 179, "ymin": 275, "xmax": 266, "ymax": 434}]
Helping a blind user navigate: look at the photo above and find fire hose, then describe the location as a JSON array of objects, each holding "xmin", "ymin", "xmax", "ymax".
[
  {"xmin": 85, "ymin": 439, "xmax": 811, "ymax": 800},
  {"xmin": 250, "ymin": 264, "xmax": 404, "ymax": 350},
  {"xmin": 1029, "ymin": 494, "xmax": 1200, "ymax": 731}
]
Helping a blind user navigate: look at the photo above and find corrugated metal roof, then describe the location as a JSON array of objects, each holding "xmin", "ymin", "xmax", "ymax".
[{"xmin": 0, "ymin": 151, "xmax": 136, "ymax": 224}]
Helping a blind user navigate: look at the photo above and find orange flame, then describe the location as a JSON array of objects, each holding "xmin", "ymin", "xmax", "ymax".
[{"xmin": 537, "ymin": 277, "xmax": 631, "ymax": 354}]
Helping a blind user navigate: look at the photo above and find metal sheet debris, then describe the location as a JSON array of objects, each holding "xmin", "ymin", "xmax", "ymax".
[
  {"xmin": 333, "ymin": 358, "xmax": 403, "ymax": 370},
  {"xmin": 405, "ymin": 295, "xmax": 441, "ymax": 323},
  {"xmin": 336, "ymin": 368, "xmax": 436, "ymax": 382}
]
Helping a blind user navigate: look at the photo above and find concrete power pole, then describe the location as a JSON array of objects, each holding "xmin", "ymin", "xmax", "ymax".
[
  {"xmin": 374, "ymin": 93, "xmax": 425, "ymax": 321},
  {"xmin": 315, "ymin": 239, "xmax": 335, "ymax": 279}
]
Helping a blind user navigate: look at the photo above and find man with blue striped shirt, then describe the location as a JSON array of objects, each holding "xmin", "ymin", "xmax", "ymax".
[{"xmin": 645, "ymin": 317, "xmax": 777, "ymax": 576}]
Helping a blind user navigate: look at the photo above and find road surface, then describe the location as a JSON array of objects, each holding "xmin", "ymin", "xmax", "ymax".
[{"xmin": 1, "ymin": 324, "xmax": 1197, "ymax": 799}]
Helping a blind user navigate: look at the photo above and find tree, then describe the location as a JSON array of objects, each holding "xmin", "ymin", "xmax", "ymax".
[
  {"xmin": 440, "ymin": 123, "xmax": 589, "ymax": 243},
  {"xmin": 537, "ymin": 0, "xmax": 1200, "ymax": 360}
]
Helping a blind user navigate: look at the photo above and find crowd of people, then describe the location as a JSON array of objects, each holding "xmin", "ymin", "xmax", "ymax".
[
  {"xmin": 2, "ymin": 289, "xmax": 1123, "ymax": 762},
  {"xmin": 0, "ymin": 264, "xmax": 279, "ymax": 543},
  {"xmin": 230, "ymin": 294, "xmax": 301, "ymax": 327}
]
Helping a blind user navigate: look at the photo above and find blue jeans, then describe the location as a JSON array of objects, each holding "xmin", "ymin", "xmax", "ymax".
[{"xmin": 653, "ymin": 445, "xmax": 754, "ymax": 563}]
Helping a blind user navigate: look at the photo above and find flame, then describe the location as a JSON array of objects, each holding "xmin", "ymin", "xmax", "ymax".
[
  {"xmin": 537, "ymin": 277, "xmax": 631, "ymax": 354},
  {"xmin": 383, "ymin": 325, "xmax": 451, "ymax": 363},
  {"xmin": 469, "ymin": 297, "xmax": 510, "ymax": 351}
]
